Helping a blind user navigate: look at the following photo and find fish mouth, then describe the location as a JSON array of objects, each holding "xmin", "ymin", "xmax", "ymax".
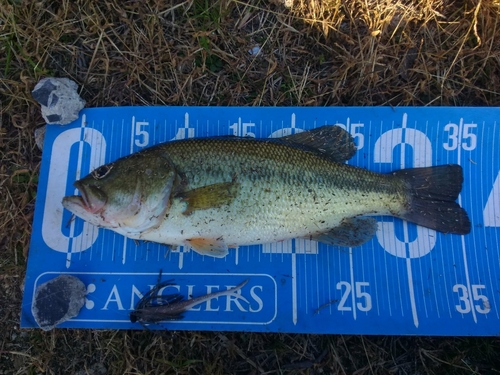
[{"xmin": 67, "ymin": 181, "xmax": 107, "ymax": 214}]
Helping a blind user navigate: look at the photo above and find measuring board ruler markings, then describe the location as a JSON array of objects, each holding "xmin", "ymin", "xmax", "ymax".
[{"xmin": 22, "ymin": 107, "xmax": 500, "ymax": 335}]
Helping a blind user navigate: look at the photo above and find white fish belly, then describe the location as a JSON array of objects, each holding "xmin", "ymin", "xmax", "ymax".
[{"xmin": 137, "ymin": 180, "xmax": 400, "ymax": 247}]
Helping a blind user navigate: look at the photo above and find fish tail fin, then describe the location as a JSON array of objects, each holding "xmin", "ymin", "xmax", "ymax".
[{"xmin": 393, "ymin": 165, "xmax": 471, "ymax": 235}]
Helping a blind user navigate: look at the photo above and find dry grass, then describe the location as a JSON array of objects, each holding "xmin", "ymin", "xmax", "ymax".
[{"xmin": 2, "ymin": 0, "xmax": 500, "ymax": 373}]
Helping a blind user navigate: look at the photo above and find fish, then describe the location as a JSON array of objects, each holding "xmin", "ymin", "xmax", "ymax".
[
  {"xmin": 130, "ymin": 278, "xmax": 249, "ymax": 323},
  {"xmin": 62, "ymin": 125, "xmax": 471, "ymax": 258}
]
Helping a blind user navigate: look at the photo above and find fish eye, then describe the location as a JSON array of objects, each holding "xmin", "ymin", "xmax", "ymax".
[{"xmin": 91, "ymin": 164, "xmax": 113, "ymax": 180}]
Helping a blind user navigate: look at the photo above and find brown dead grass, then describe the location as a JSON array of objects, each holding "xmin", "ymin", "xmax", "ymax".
[{"xmin": 1, "ymin": 0, "xmax": 500, "ymax": 373}]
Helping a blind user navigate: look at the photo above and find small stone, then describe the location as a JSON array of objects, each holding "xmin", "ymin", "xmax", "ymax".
[
  {"xmin": 32, "ymin": 275, "xmax": 86, "ymax": 331},
  {"xmin": 248, "ymin": 45, "xmax": 262, "ymax": 56},
  {"xmin": 32, "ymin": 77, "xmax": 86, "ymax": 125},
  {"xmin": 34, "ymin": 125, "xmax": 46, "ymax": 151}
]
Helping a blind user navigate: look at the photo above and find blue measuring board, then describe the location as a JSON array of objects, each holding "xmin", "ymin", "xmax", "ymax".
[{"xmin": 21, "ymin": 107, "xmax": 500, "ymax": 335}]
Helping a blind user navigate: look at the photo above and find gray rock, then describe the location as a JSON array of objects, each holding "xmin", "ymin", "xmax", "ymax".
[
  {"xmin": 34, "ymin": 125, "xmax": 46, "ymax": 151},
  {"xmin": 32, "ymin": 78, "xmax": 86, "ymax": 125},
  {"xmin": 32, "ymin": 275, "xmax": 86, "ymax": 331}
]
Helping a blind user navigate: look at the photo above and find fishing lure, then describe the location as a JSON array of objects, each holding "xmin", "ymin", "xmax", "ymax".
[{"xmin": 130, "ymin": 274, "xmax": 249, "ymax": 325}]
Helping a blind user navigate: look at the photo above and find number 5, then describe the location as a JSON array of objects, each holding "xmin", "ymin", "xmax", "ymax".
[
  {"xmin": 462, "ymin": 123, "xmax": 477, "ymax": 151},
  {"xmin": 472, "ymin": 285, "xmax": 491, "ymax": 314},
  {"xmin": 134, "ymin": 119, "xmax": 149, "ymax": 147},
  {"xmin": 355, "ymin": 282, "xmax": 372, "ymax": 312}
]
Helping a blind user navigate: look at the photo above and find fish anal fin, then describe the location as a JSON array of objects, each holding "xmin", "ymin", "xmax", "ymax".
[
  {"xmin": 306, "ymin": 217, "xmax": 378, "ymax": 247},
  {"xmin": 186, "ymin": 238, "xmax": 229, "ymax": 258},
  {"xmin": 177, "ymin": 181, "xmax": 240, "ymax": 215},
  {"xmin": 281, "ymin": 126, "xmax": 356, "ymax": 163}
]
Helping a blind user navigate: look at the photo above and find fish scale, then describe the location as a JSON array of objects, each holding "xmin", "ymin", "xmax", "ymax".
[{"xmin": 146, "ymin": 138, "xmax": 398, "ymax": 244}]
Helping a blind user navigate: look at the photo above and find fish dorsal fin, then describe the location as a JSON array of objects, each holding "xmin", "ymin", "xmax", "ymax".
[
  {"xmin": 281, "ymin": 125, "xmax": 356, "ymax": 163},
  {"xmin": 305, "ymin": 217, "xmax": 378, "ymax": 247}
]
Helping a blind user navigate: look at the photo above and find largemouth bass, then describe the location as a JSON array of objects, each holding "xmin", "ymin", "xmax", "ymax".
[
  {"xmin": 130, "ymin": 278, "xmax": 249, "ymax": 323},
  {"xmin": 62, "ymin": 126, "xmax": 471, "ymax": 257}
]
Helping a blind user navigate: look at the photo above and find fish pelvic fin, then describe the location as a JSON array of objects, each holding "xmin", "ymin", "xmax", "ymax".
[
  {"xmin": 186, "ymin": 237, "xmax": 229, "ymax": 258},
  {"xmin": 394, "ymin": 165, "xmax": 471, "ymax": 235},
  {"xmin": 281, "ymin": 125, "xmax": 356, "ymax": 163},
  {"xmin": 177, "ymin": 181, "xmax": 240, "ymax": 215},
  {"xmin": 304, "ymin": 217, "xmax": 378, "ymax": 247}
]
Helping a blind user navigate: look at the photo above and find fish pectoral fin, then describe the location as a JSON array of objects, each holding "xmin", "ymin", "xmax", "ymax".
[
  {"xmin": 186, "ymin": 238, "xmax": 229, "ymax": 258},
  {"xmin": 176, "ymin": 181, "xmax": 240, "ymax": 215},
  {"xmin": 306, "ymin": 217, "xmax": 378, "ymax": 247},
  {"xmin": 281, "ymin": 125, "xmax": 356, "ymax": 163}
]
